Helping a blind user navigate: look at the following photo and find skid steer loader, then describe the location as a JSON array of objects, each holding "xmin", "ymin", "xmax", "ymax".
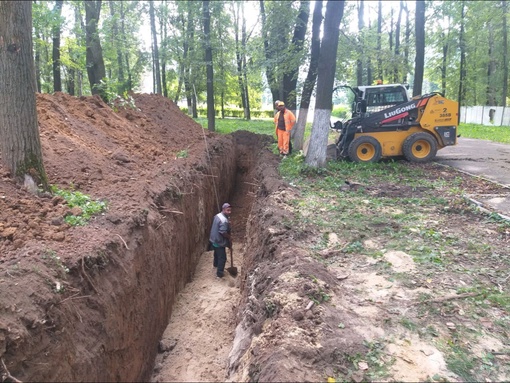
[{"xmin": 334, "ymin": 84, "xmax": 458, "ymax": 163}]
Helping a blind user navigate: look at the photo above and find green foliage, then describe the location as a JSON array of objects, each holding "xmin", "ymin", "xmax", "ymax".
[
  {"xmin": 331, "ymin": 105, "xmax": 350, "ymax": 119},
  {"xmin": 195, "ymin": 117, "xmax": 274, "ymax": 135},
  {"xmin": 51, "ymin": 185, "xmax": 107, "ymax": 226},
  {"xmin": 458, "ymin": 123, "xmax": 510, "ymax": 144}
]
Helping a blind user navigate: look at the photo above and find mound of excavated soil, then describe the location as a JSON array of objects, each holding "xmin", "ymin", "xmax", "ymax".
[{"xmin": 0, "ymin": 92, "xmax": 242, "ymax": 381}]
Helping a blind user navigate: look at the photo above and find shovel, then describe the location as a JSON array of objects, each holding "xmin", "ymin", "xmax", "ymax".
[{"xmin": 226, "ymin": 247, "xmax": 238, "ymax": 277}]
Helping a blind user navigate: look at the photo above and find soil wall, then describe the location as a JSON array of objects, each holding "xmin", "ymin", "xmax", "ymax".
[{"xmin": 3, "ymin": 141, "xmax": 236, "ymax": 381}]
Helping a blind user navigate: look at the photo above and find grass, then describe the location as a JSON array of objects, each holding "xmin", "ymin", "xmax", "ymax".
[
  {"xmin": 202, "ymin": 117, "xmax": 510, "ymax": 381},
  {"xmin": 51, "ymin": 185, "xmax": 107, "ymax": 226},
  {"xmin": 459, "ymin": 123, "xmax": 510, "ymax": 144}
]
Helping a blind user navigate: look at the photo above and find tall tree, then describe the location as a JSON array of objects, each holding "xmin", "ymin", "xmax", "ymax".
[
  {"xmin": 502, "ymin": 0, "xmax": 508, "ymax": 106},
  {"xmin": 377, "ymin": 0, "xmax": 383, "ymax": 81},
  {"xmin": 52, "ymin": 0, "xmax": 63, "ymax": 92},
  {"xmin": 293, "ymin": 0, "xmax": 323, "ymax": 151},
  {"xmin": 149, "ymin": 0, "xmax": 162, "ymax": 95},
  {"xmin": 282, "ymin": 1, "xmax": 310, "ymax": 111},
  {"xmin": 305, "ymin": 0, "xmax": 345, "ymax": 168},
  {"xmin": 393, "ymin": 1, "xmax": 403, "ymax": 83},
  {"xmin": 356, "ymin": 0, "xmax": 364, "ymax": 86},
  {"xmin": 458, "ymin": 0, "xmax": 467, "ymax": 112},
  {"xmin": 84, "ymin": 0, "xmax": 106, "ymax": 99},
  {"xmin": 203, "ymin": 0, "xmax": 215, "ymax": 131},
  {"xmin": 413, "ymin": 0, "xmax": 425, "ymax": 96},
  {"xmin": 0, "ymin": 1, "xmax": 48, "ymax": 189}
]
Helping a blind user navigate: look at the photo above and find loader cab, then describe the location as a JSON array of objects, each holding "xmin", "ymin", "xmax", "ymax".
[{"xmin": 354, "ymin": 84, "xmax": 410, "ymax": 115}]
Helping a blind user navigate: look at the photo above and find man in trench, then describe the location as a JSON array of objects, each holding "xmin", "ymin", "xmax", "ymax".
[{"xmin": 209, "ymin": 203, "xmax": 232, "ymax": 278}]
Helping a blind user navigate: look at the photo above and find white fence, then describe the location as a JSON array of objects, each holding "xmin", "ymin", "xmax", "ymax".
[{"xmin": 460, "ymin": 106, "xmax": 510, "ymax": 126}]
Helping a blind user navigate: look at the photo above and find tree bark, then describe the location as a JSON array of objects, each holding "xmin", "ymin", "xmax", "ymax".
[
  {"xmin": 234, "ymin": 2, "xmax": 247, "ymax": 120},
  {"xmin": 413, "ymin": 0, "xmax": 425, "ymax": 96},
  {"xmin": 356, "ymin": 0, "xmax": 364, "ymax": 86},
  {"xmin": 84, "ymin": 0, "xmax": 106, "ymax": 99},
  {"xmin": 282, "ymin": 1, "xmax": 310, "ymax": 111},
  {"xmin": 305, "ymin": 0, "xmax": 345, "ymax": 168},
  {"xmin": 393, "ymin": 1, "xmax": 403, "ymax": 83},
  {"xmin": 149, "ymin": 0, "xmax": 162, "ymax": 95},
  {"xmin": 52, "ymin": 0, "xmax": 63, "ymax": 93},
  {"xmin": 458, "ymin": 0, "xmax": 467, "ymax": 114},
  {"xmin": 203, "ymin": 0, "xmax": 215, "ymax": 131},
  {"xmin": 502, "ymin": 0, "xmax": 508, "ymax": 106},
  {"xmin": 0, "ymin": 1, "xmax": 48, "ymax": 189},
  {"xmin": 403, "ymin": 1, "xmax": 410, "ymax": 83},
  {"xmin": 241, "ymin": 3, "xmax": 251, "ymax": 120},
  {"xmin": 486, "ymin": 22, "xmax": 497, "ymax": 106},
  {"xmin": 294, "ymin": 0, "xmax": 323, "ymax": 151},
  {"xmin": 377, "ymin": 0, "xmax": 383, "ymax": 81},
  {"xmin": 259, "ymin": 0, "xmax": 278, "ymax": 103}
]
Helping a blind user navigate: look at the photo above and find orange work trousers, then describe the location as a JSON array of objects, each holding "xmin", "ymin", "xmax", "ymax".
[{"xmin": 277, "ymin": 129, "xmax": 290, "ymax": 155}]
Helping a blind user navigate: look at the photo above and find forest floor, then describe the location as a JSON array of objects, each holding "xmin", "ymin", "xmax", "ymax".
[{"xmin": 0, "ymin": 92, "xmax": 509, "ymax": 382}]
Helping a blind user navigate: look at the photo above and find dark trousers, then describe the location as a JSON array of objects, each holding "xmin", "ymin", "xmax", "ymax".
[{"xmin": 213, "ymin": 246, "xmax": 227, "ymax": 277}]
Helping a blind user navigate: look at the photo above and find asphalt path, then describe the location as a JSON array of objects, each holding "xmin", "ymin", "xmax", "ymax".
[{"xmin": 435, "ymin": 137, "xmax": 510, "ymax": 217}]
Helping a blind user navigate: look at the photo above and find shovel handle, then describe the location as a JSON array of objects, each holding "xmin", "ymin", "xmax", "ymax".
[{"xmin": 229, "ymin": 247, "xmax": 234, "ymax": 267}]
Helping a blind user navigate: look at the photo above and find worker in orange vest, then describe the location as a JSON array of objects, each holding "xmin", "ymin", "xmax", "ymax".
[{"xmin": 274, "ymin": 101, "xmax": 296, "ymax": 156}]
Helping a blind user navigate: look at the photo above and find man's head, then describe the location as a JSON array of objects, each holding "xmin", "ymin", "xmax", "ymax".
[
  {"xmin": 222, "ymin": 202, "xmax": 232, "ymax": 216},
  {"xmin": 276, "ymin": 101, "xmax": 285, "ymax": 111}
]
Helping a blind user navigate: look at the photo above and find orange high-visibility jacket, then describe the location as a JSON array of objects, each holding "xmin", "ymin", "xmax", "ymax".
[{"xmin": 274, "ymin": 109, "xmax": 296, "ymax": 136}]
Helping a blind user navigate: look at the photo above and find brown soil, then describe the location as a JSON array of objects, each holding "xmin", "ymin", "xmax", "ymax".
[{"xmin": 1, "ymin": 92, "xmax": 509, "ymax": 382}]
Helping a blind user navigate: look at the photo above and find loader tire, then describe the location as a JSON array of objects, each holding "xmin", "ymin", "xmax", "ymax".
[
  {"xmin": 402, "ymin": 132, "xmax": 438, "ymax": 163},
  {"xmin": 348, "ymin": 136, "xmax": 382, "ymax": 163}
]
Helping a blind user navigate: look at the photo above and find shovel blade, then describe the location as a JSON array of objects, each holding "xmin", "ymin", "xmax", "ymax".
[{"xmin": 227, "ymin": 266, "xmax": 238, "ymax": 277}]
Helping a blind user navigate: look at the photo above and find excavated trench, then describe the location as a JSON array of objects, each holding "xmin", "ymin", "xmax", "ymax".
[{"xmin": 2, "ymin": 131, "xmax": 279, "ymax": 382}]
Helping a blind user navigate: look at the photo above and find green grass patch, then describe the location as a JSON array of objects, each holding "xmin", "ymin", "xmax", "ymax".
[
  {"xmin": 51, "ymin": 185, "xmax": 107, "ymax": 226},
  {"xmin": 459, "ymin": 123, "xmax": 510, "ymax": 144}
]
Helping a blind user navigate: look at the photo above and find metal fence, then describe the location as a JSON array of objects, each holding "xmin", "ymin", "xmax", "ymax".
[{"xmin": 460, "ymin": 106, "xmax": 510, "ymax": 126}]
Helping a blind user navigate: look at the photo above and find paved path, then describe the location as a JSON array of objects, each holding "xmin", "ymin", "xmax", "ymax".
[{"xmin": 436, "ymin": 137, "xmax": 510, "ymax": 217}]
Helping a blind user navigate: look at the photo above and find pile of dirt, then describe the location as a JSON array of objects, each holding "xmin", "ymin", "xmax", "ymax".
[{"xmin": 0, "ymin": 92, "xmax": 240, "ymax": 381}]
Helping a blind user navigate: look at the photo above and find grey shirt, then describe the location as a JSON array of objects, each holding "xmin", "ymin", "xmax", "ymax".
[{"xmin": 209, "ymin": 212, "xmax": 230, "ymax": 247}]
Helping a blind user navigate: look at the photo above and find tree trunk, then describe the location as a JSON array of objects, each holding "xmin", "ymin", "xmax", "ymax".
[
  {"xmin": 35, "ymin": 30, "xmax": 42, "ymax": 93},
  {"xmin": 393, "ymin": 1, "xmax": 403, "ymax": 83},
  {"xmin": 282, "ymin": 1, "xmax": 310, "ymax": 111},
  {"xmin": 259, "ymin": 0, "xmax": 278, "ymax": 104},
  {"xmin": 502, "ymin": 0, "xmax": 508, "ymax": 106},
  {"xmin": 403, "ymin": 1, "xmax": 410, "ymax": 83},
  {"xmin": 52, "ymin": 0, "xmax": 63, "ymax": 93},
  {"xmin": 84, "ymin": 0, "xmax": 106, "ymax": 99},
  {"xmin": 241, "ymin": 3, "xmax": 251, "ymax": 120},
  {"xmin": 0, "ymin": 1, "xmax": 48, "ymax": 189},
  {"xmin": 356, "ymin": 0, "xmax": 364, "ymax": 86},
  {"xmin": 149, "ymin": 0, "xmax": 162, "ymax": 95},
  {"xmin": 203, "ymin": 0, "xmax": 215, "ymax": 131},
  {"xmin": 305, "ymin": 0, "xmax": 345, "ymax": 168},
  {"xmin": 377, "ymin": 0, "xmax": 383, "ymax": 81},
  {"xmin": 109, "ymin": 1, "xmax": 125, "ymax": 94},
  {"xmin": 441, "ymin": 30, "xmax": 448, "ymax": 96},
  {"xmin": 413, "ymin": 0, "xmax": 425, "ymax": 97},
  {"xmin": 294, "ymin": 0, "xmax": 323, "ymax": 151},
  {"xmin": 458, "ymin": 0, "xmax": 467, "ymax": 114},
  {"xmin": 234, "ymin": 3, "xmax": 247, "ymax": 120},
  {"xmin": 486, "ymin": 23, "xmax": 497, "ymax": 106}
]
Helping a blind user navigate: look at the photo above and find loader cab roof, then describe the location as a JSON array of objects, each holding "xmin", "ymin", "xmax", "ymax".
[{"xmin": 354, "ymin": 84, "xmax": 410, "ymax": 114}]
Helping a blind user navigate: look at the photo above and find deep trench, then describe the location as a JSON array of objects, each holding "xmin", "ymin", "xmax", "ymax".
[
  {"xmin": 4, "ymin": 132, "xmax": 275, "ymax": 382},
  {"xmin": 128, "ymin": 131, "xmax": 264, "ymax": 381}
]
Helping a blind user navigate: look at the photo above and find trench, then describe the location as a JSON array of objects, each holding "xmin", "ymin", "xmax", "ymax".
[{"xmin": 3, "ymin": 131, "xmax": 277, "ymax": 382}]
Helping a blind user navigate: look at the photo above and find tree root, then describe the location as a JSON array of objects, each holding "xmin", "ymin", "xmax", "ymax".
[
  {"xmin": 1, "ymin": 358, "xmax": 23, "ymax": 383},
  {"xmin": 410, "ymin": 292, "xmax": 481, "ymax": 306}
]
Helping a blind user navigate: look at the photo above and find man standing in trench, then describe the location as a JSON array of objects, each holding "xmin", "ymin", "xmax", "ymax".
[
  {"xmin": 209, "ymin": 203, "xmax": 232, "ymax": 278},
  {"xmin": 274, "ymin": 101, "xmax": 296, "ymax": 156}
]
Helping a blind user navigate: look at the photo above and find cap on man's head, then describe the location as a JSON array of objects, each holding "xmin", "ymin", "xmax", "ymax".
[
  {"xmin": 222, "ymin": 203, "xmax": 231, "ymax": 209},
  {"xmin": 277, "ymin": 101, "xmax": 285, "ymax": 106},
  {"xmin": 275, "ymin": 100, "xmax": 280, "ymax": 105}
]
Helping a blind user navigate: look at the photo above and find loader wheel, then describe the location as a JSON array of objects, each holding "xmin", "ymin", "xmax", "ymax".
[
  {"xmin": 348, "ymin": 136, "xmax": 382, "ymax": 163},
  {"xmin": 402, "ymin": 132, "xmax": 438, "ymax": 163}
]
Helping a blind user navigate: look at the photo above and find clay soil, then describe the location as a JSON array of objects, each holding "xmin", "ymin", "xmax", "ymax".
[{"xmin": 1, "ymin": 92, "xmax": 510, "ymax": 382}]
